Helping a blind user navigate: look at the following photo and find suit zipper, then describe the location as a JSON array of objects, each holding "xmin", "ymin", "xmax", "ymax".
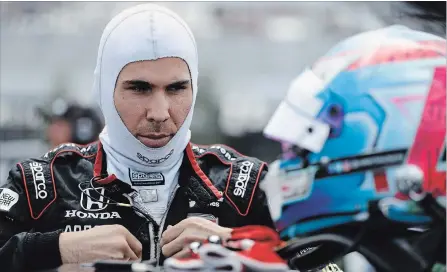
[
  {"xmin": 148, "ymin": 222, "xmax": 160, "ymax": 261},
  {"xmin": 129, "ymin": 194, "xmax": 159, "ymax": 261},
  {"xmin": 156, "ymin": 184, "xmax": 180, "ymax": 262},
  {"xmin": 131, "ymin": 185, "xmax": 179, "ymax": 264}
]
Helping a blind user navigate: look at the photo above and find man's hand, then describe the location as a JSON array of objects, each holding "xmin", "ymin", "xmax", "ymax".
[
  {"xmin": 59, "ymin": 224, "xmax": 142, "ymax": 264},
  {"xmin": 160, "ymin": 217, "xmax": 232, "ymax": 258}
]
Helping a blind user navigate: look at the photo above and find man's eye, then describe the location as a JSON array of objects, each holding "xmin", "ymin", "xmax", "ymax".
[
  {"xmin": 129, "ymin": 86, "xmax": 150, "ymax": 93},
  {"xmin": 167, "ymin": 85, "xmax": 187, "ymax": 92}
]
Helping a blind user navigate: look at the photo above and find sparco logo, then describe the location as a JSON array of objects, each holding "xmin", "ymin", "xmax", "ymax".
[
  {"xmin": 30, "ymin": 162, "xmax": 47, "ymax": 199},
  {"xmin": 64, "ymin": 210, "xmax": 121, "ymax": 219},
  {"xmin": 233, "ymin": 161, "xmax": 254, "ymax": 197},
  {"xmin": 137, "ymin": 149, "xmax": 174, "ymax": 164}
]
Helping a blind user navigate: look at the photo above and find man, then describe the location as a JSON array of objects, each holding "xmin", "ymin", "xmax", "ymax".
[
  {"xmin": 0, "ymin": 4, "xmax": 273, "ymax": 271},
  {"xmin": 37, "ymin": 99, "xmax": 104, "ymax": 148}
]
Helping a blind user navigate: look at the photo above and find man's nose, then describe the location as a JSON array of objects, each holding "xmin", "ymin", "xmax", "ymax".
[{"xmin": 145, "ymin": 90, "xmax": 170, "ymax": 122}]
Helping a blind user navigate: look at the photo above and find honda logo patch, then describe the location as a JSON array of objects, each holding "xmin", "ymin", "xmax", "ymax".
[{"xmin": 80, "ymin": 187, "xmax": 109, "ymax": 211}]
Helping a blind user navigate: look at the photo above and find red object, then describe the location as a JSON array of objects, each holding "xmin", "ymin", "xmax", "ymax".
[
  {"xmin": 406, "ymin": 67, "xmax": 446, "ymax": 197},
  {"xmin": 348, "ymin": 40, "xmax": 446, "ymax": 70},
  {"xmin": 164, "ymin": 226, "xmax": 289, "ymax": 272},
  {"xmin": 373, "ymin": 171, "xmax": 389, "ymax": 193}
]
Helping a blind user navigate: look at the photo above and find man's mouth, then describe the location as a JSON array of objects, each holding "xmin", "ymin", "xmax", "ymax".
[
  {"xmin": 140, "ymin": 133, "xmax": 171, "ymax": 139},
  {"xmin": 137, "ymin": 133, "xmax": 173, "ymax": 148}
]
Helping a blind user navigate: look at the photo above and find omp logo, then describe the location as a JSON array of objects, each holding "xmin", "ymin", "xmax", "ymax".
[
  {"xmin": 30, "ymin": 162, "xmax": 47, "ymax": 199},
  {"xmin": 137, "ymin": 149, "xmax": 174, "ymax": 164},
  {"xmin": 80, "ymin": 187, "xmax": 109, "ymax": 211},
  {"xmin": 233, "ymin": 161, "xmax": 254, "ymax": 198}
]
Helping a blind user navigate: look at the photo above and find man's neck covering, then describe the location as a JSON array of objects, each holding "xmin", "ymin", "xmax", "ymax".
[{"xmin": 92, "ymin": 4, "xmax": 198, "ymax": 222}]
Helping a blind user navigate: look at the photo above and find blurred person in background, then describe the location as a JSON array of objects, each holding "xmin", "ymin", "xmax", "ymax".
[
  {"xmin": 259, "ymin": 25, "xmax": 446, "ymax": 272},
  {"xmin": 0, "ymin": 4, "xmax": 286, "ymax": 272},
  {"xmin": 37, "ymin": 98, "xmax": 104, "ymax": 148},
  {"xmin": 342, "ymin": 2, "xmax": 447, "ymax": 271}
]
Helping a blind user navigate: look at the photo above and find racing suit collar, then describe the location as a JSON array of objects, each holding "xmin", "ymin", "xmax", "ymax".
[{"xmin": 93, "ymin": 142, "xmax": 222, "ymax": 202}]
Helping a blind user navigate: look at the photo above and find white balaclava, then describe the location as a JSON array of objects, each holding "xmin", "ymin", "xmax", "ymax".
[{"xmin": 92, "ymin": 4, "xmax": 198, "ymax": 222}]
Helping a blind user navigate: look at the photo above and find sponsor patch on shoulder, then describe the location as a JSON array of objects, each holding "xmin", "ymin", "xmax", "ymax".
[
  {"xmin": 225, "ymin": 159, "xmax": 265, "ymax": 216},
  {"xmin": 19, "ymin": 159, "xmax": 56, "ymax": 219},
  {"xmin": 191, "ymin": 144, "xmax": 238, "ymax": 162},
  {"xmin": 0, "ymin": 188, "xmax": 19, "ymax": 212},
  {"xmin": 128, "ymin": 169, "xmax": 165, "ymax": 186}
]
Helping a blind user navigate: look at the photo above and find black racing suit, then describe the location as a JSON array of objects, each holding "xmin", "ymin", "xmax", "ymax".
[{"xmin": 0, "ymin": 141, "xmax": 274, "ymax": 271}]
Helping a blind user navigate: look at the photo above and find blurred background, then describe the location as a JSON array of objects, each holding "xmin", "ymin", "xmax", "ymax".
[{"xmin": 0, "ymin": 1, "xmax": 444, "ymax": 271}]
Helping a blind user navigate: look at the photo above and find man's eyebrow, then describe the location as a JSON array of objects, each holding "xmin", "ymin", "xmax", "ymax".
[
  {"xmin": 167, "ymin": 80, "xmax": 191, "ymax": 87},
  {"xmin": 122, "ymin": 80, "xmax": 152, "ymax": 86},
  {"xmin": 122, "ymin": 79, "xmax": 190, "ymax": 87}
]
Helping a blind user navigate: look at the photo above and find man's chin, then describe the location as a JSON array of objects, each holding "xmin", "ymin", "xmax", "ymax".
[{"xmin": 137, "ymin": 135, "xmax": 172, "ymax": 148}]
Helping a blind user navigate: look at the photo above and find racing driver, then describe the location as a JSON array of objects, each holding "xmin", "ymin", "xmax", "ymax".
[{"xmin": 0, "ymin": 4, "xmax": 275, "ymax": 271}]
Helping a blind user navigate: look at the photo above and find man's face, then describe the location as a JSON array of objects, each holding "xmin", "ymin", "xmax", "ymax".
[{"xmin": 114, "ymin": 57, "xmax": 193, "ymax": 148}]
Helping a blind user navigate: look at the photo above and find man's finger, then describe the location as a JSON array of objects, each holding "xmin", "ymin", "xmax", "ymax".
[
  {"xmin": 161, "ymin": 221, "xmax": 189, "ymax": 246},
  {"xmin": 161, "ymin": 217, "xmax": 214, "ymax": 246},
  {"xmin": 162, "ymin": 232, "xmax": 204, "ymax": 257},
  {"xmin": 171, "ymin": 247, "xmax": 191, "ymax": 259},
  {"xmin": 123, "ymin": 244, "xmax": 139, "ymax": 261},
  {"xmin": 124, "ymin": 229, "xmax": 143, "ymax": 258}
]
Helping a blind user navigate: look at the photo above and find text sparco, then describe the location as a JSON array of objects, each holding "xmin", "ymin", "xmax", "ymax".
[
  {"xmin": 233, "ymin": 161, "xmax": 254, "ymax": 198},
  {"xmin": 65, "ymin": 210, "xmax": 121, "ymax": 219},
  {"xmin": 137, "ymin": 149, "xmax": 174, "ymax": 164},
  {"xmin": 30, "ymin": 162, "xmax": 47, "ymax": 199}
]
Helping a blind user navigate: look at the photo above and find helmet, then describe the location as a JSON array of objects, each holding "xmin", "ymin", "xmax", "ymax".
[{"xmin": 261, "ymin": 25, "xmax": 446, "ymax": 271}]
